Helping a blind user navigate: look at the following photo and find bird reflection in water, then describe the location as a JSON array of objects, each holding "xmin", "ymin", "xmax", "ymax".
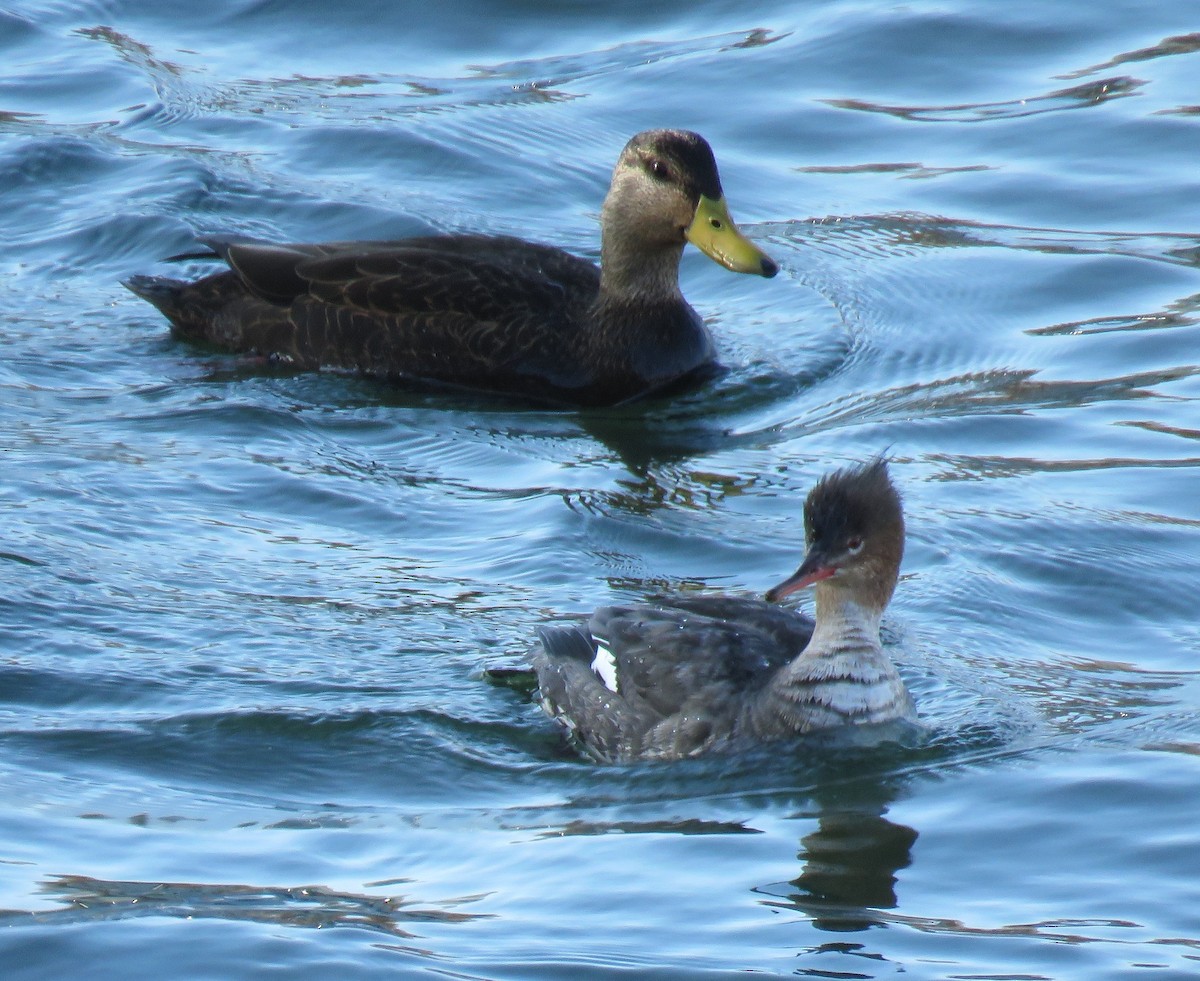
[{"xmin": 756, "ymin": 780, "xmax": 918, "ymax": 934}]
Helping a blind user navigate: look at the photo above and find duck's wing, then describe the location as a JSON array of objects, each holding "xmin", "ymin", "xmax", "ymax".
[
  {"xmin": 189, "ymin": 236, "xmax": 603, "ymax": 391},
  {"xmin": 587, "ymin": 603, "xmax": 808, "ymax": 713},
  {"xmin": 650, "ymin": 595, "xmax": 815, "ymax": 659},
  {"xmin": 208, "ymin": 235, "xmax": 599, "ymax": 309},
  {"xmin": 531, "ymin": 602, "xmax": 810, "ymax": 760},
  {"xmin": 530, "ymin": 624, "xmax": 643, "ymax": 762}
]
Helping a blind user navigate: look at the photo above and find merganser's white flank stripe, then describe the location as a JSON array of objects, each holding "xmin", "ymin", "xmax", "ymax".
[{"xmin": 591, "ymin": 639, "xmax": 619, "ymax": 692}]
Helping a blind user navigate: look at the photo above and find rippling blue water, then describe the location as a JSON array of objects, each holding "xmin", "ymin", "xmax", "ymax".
[{"xmin": 3, "ymin": 0, "xmax": 1200, "ymax": 977}]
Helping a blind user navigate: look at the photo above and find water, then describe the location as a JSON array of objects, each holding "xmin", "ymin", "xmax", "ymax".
[{"xmin": 2, "ymin": 0, "xmax": 1199, "ymax": 977}]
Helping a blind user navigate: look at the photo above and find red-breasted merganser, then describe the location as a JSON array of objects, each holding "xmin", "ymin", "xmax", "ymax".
[{"xmin": 531, "ymin": 459, "xmax": 915, "ymax": 761}]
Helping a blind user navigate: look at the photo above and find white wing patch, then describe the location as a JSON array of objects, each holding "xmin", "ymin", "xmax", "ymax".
[{"xmin": 590, "ymin": 638, "xmax": 619, "ymax": 693}]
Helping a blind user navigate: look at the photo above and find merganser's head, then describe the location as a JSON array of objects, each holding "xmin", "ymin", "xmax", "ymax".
[{"xmin": 766, "ymin": 458, "xmax": 905, "ymax": 607}]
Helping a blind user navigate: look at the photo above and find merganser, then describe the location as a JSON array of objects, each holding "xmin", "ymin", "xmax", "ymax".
[{"xmin": 530, "ymin": 459, "xmax": 915, "ymax": 761}]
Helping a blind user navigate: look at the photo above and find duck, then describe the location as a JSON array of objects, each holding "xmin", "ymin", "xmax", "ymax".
[
  {"xmin": 124, "ymin": 129, "xmax": 778, "ymax": 407},
  {"xmin": 530, "ymin": 459, "xmax": 915, "ymax": 762}
]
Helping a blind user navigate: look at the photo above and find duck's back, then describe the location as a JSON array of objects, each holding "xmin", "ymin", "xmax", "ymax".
[
  {"xmin": 532, "ymin": 597, "xmax": 815, "ymax": 761},
  {"xmin": 127, "ymin": 234, "xmax": 613, "ymax": 400}
]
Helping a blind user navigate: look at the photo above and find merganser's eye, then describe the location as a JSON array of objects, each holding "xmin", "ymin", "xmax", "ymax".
[{"xmin": 847, "ymin": 536, "xmax": 864, "ymax": 553}]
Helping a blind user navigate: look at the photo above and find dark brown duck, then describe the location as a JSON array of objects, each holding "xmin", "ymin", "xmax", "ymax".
[
  {"xmin": 530, "ymin": 460, "xmax": 915, "ymax": 762},
  {"xmin": 125, "ymin": 129, "xmax": 778, "ymax": 406}
]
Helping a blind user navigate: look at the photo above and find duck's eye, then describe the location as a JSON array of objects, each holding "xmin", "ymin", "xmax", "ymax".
[
  {"xmin": 846, "ymin": 536, "xmax": 864, "ymax": 553},
  {"xmin": 647, "ymin": 158, "xmax": 673, "ymax": 182}
]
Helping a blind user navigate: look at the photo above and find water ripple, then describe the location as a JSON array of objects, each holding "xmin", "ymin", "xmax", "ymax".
[
  {"xmin": 76, "ymin": 24, "xmax": 788, "ymax": 126},
  {"xmin": 1057, "ymin": 31, "xmax": 1200, "ymax": 81},
  {"xmin": 0, "ymin": 874, "xmax": 488, "ymax": 939},
  {"xmin": 768, "ymin": 213, "xmax": 1200, "ymax": 270},
  {"xmin": 1028, "ymin": 291, "xmax": 1200, "ymax": 336},
  {"xmin": 825, "ymin": 76, "xmax": 1145, "ymax": 123}
]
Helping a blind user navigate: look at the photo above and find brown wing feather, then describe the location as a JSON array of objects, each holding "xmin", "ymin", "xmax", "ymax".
[{"xmin": 144, "ymin": 237, "xmax": 601, "ymax": 391}]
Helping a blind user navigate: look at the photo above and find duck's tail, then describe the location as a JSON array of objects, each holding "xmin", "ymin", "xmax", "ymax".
[
  {"xmin": 123, "ymin": 275, "xmax": 199, "ymax": 337},
  {"xmin": 124, "ymin": 273, "xmax": 182, "ymax": 311},
  {"xmin": 125, "ymin": 271, "xmax": 258, "ymax": 348}
]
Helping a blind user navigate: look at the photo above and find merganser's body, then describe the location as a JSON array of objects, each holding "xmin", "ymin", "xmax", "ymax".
[{"xmin": 531, "ymin": 460, "xmax": 914, "ymax": 761}]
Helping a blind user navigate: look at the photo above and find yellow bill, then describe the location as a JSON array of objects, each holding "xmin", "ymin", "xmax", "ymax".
[{"xmin": 685, "ymin": 195, "xmax": 778, "ymax": 278}]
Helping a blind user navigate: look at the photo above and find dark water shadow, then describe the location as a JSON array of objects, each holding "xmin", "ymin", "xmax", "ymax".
[
  {"xmin": 570, "ymin": 365, "xmax": 825, "ymax": 469},
  {"xmin": 1057, "ymin": 31, "xmax": 1200, "ymax": 81},
  {"xmin": 77, "ymin": 22, "xmax": 788, "ymax": 126},
  {"xmin": 751, "ymin": 362, "xmax": 1200, "ymax": 451},
  {"xmin": 488, "ymin": 721, "xmax": 1040, "ymax": 948},
  {"xmin": 824, "ymin": 75, "xmax": 1144, "ymax": 123},
  {"xmin": 753, "ymin": 776, "xmax": 919, "ymax": 933},
  {"xmin": 0, "ymin": 873, "xmax": 489, "ymax": 945},
  {"xmin": 151, "ymin": 339, "xmax": 831, "ymax": 477},
  {"xmin": 520, "ymin": 765, "xmax": 922, "ymax": 934},
  {"xmin": 797, "ymin": 160, "xmax": 995, "ymax": 181},
  {"xmin": 1028, "ymin": 291, "xmax": 1200, "ymax": 336}
]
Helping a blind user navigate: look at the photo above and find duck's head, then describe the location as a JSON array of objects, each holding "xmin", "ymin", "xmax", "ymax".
[
  {"xmin": 766, "ymin": 459, "xmax": 905, "ymax": 609},
  {"xmin": 602, "ymin": 129, "xmax": 778, "ymax": 281}
]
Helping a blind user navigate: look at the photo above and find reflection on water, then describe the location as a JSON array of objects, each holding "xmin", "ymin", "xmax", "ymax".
[
  {"xmin": 757, "ymin": 781, "xmax": 918, "ymax": 934},
  {"xmin": 772, "ymin": 214, "xmax": 1200, "ymax": 271},
  {"xmin": 0, "ymin": 874, "xmax": 488, "ymax": 941},
  {"xmin": 791, "ymin": 812, "xmax": 917, "ymax": 925},
  {"xmin": 797, "ymin": 161, "xmax": 994, "ymax": 180},
  {"xmin": 826, "ymin": 76, "xmax": 1144, "ymax": 123},
  {"xmin": 782, "ymin": 364, "xmax": 1199, "ymax": 441},
  {"xmin": 71, "ymin": 22, "xmax": 787, "ymax": 126},
  {"xmin": 1058, "ymin": 31, "xmax": 1200, "ymax": 80},
  {"xmin": 1028, "ymin": 291, "xmax": 1200, "ymax": 336},
  {"xmin": 535, "ymin": 817, "xmax": 759, "ymax": 839}
]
